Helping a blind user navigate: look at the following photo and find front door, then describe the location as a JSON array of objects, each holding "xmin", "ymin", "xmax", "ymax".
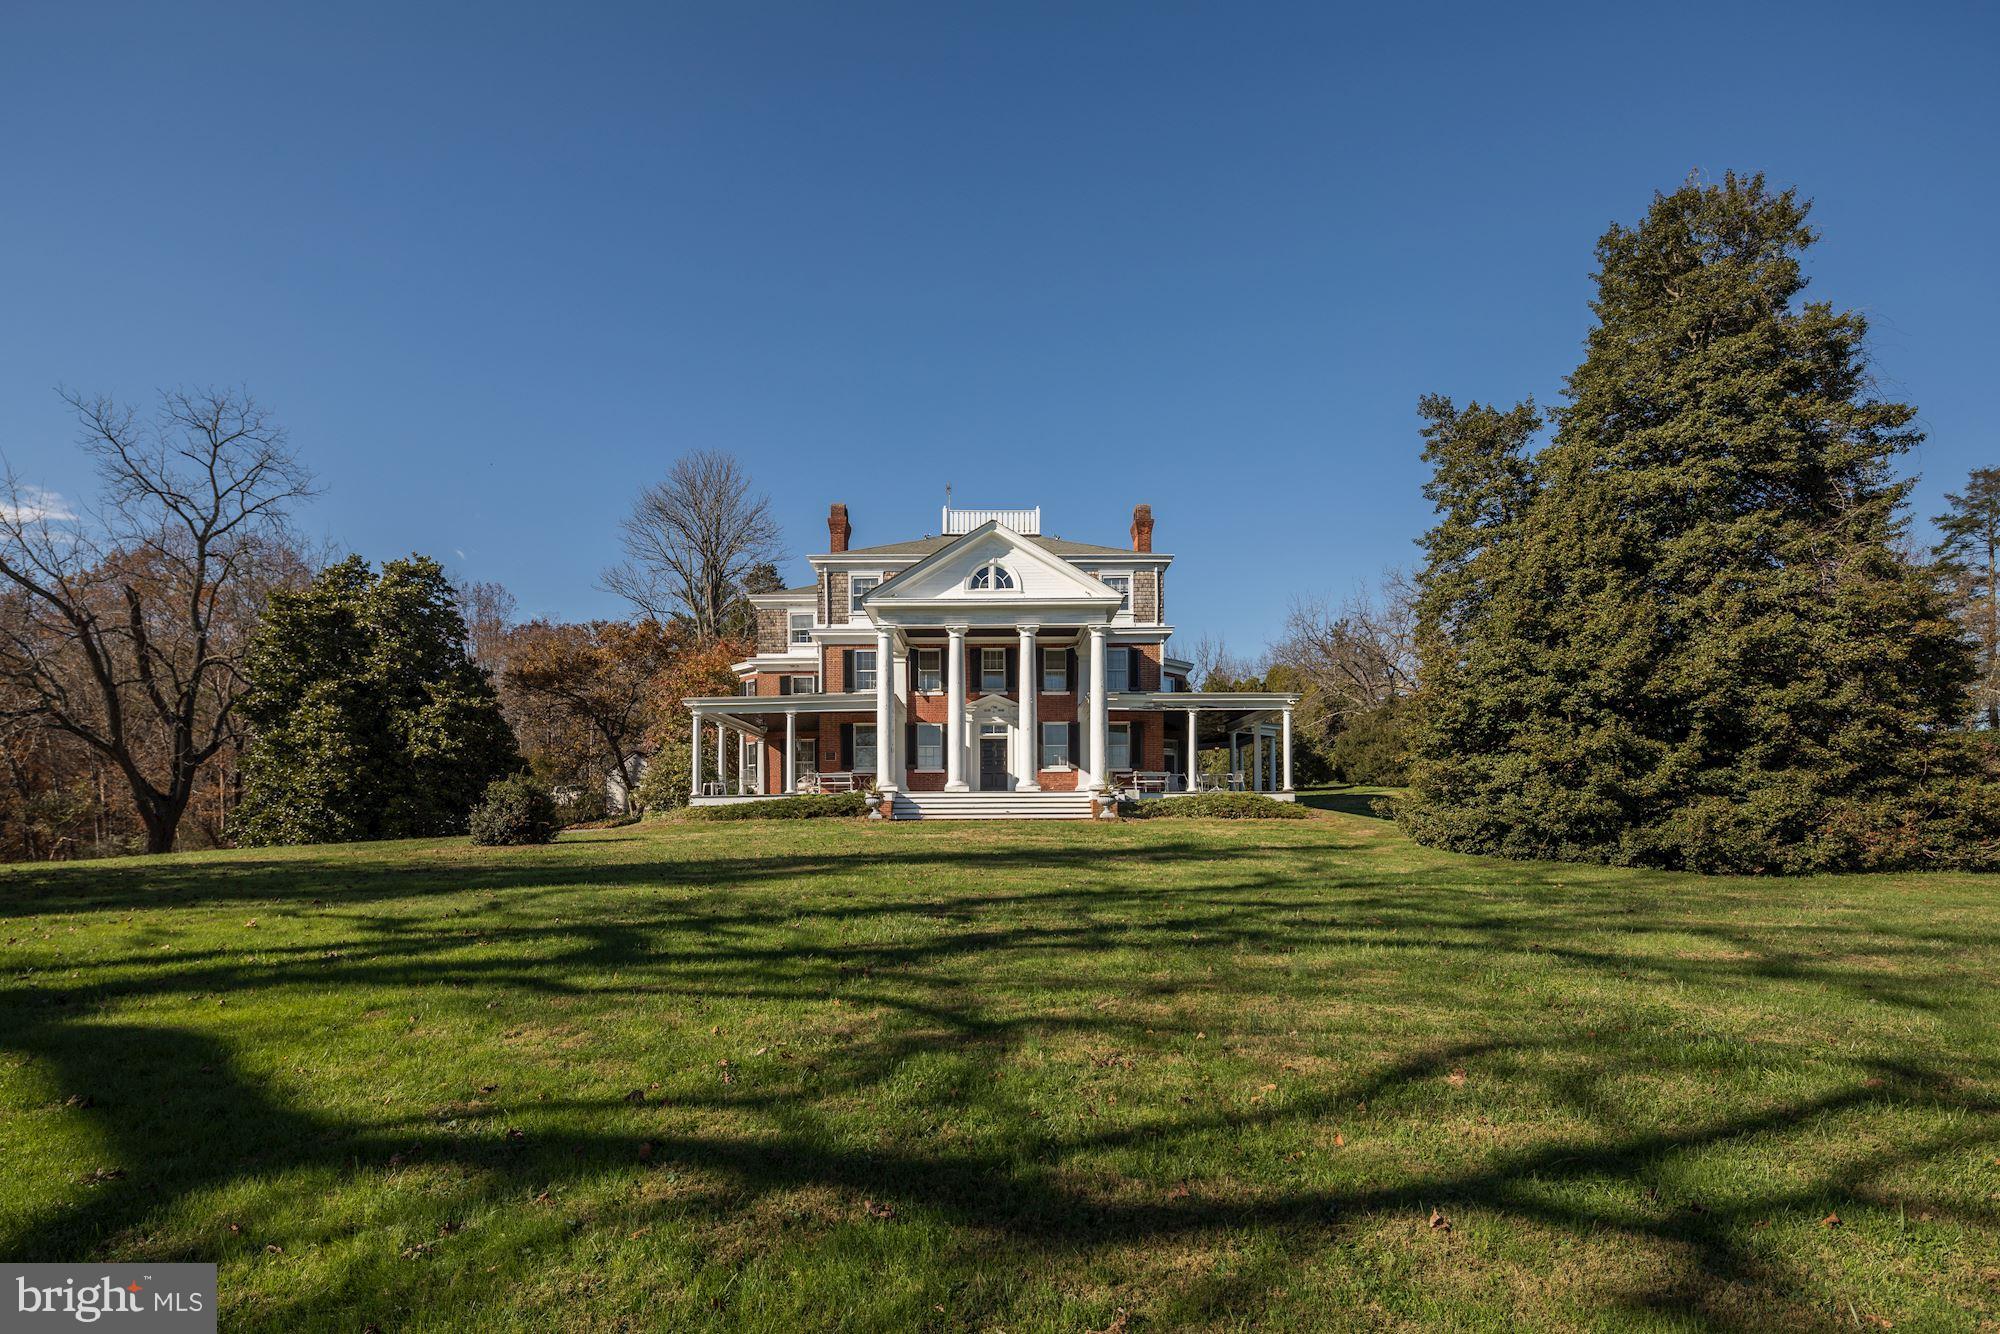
[{"xmin": 979, "ymin": 737, "xmax": 1009, "ymax": 791}]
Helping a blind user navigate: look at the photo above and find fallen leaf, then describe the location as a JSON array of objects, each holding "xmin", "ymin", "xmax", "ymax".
[
  {"xmin": 1822, "ymin": 1213, "xmax": 1842, "ymax": 1228},
  {"xmin": 1446, "ymin": 1069, "xmax": 1467, "ymax": 1087},
  {"xmin": 1428, "ymin": 1209, "xmax": 1451, "ymax": 1232},
  {"xmin": 628, "ymin": 1225, "xmax": 651, "ymax": 1240},
  {"xmin": 1334, "ymin": 1132, "xmax": 1345, "ymax": 1148},
  {"xmin": 863, "ymin": 1198, "xmax": 897, "ymax": 1221}
]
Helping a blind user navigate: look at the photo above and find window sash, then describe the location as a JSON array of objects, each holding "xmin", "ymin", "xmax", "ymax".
[
  {"xmin": 853, "ymin": 650, "xmax": 876, "ymax": 691},
  {"xmin": 916, "ymin": 723, "xmax": 944, "ymax": 770},
  {"xmin": 849, "ymin": 576, "xmax": 878, "ymax": 612},
  {"xmin": 787, "ymin": 675, "xmax": 817, "ymax": 694},
  {"xmin": 1105, "ymin": 649, "xmax": 1129, "ymax": 693},
  {"xmin": 980, "ymin": 647, "xmax": 1006, "ymax": 692},
  {"xmin": 853, "ymin": 725, "xmax": 876, "ymax": 773},
  {"xmin": 1108, "ymin": 723, "xmax": 1132, "ymax": 772},
  {"xmin": 916, "ymin": 649, "xmax": 942, "ymax": 692},
  {"xmin": 789, "ymin": 612, "xmax": 812, "ymax": 644},
  {"xmin": 1041, "ymin": 647, "xmax": 1067, "ymax": 691},
  {"xmin": 1039, "ymin": 721, "xmax": 1070, "ymax": 768},
  {"xmin": 1103, "ymin": 575, "xmax": 1130, "ymax": 609}
]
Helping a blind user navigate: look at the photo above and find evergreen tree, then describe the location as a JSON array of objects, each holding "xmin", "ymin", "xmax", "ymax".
[
  {"xmin": 1402, "ymin": 174, "xmax": 1992, "ymax": 872},
  {"xmin": 237, "ymin": 555, "xmax": 519, "ymax": 845},
  {"xmin": 1933, "ymin": 468, "xmax": 2000, "ymax": 729}
]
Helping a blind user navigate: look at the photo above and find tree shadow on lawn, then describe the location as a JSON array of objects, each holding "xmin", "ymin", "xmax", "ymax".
[
  {"xmin": 5, "ymin": 831, "xmax": 1999, "ymax": 1325},
  {"xmin": 1297, "ymin": 789, "xmax": 1396, "ymax": 820}
]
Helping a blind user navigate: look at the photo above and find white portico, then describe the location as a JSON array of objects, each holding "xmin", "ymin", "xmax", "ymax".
[{"xmin": 685, "ymin": 504, "xmax": 1300, "ymax": 817}]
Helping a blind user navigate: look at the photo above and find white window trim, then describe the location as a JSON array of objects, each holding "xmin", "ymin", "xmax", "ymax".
[
  {"xmin": 1105, "ymin": 648, "xmax": 1131, "ymax": 694},
  {"xmin": 914, "ymin": 721, "xmax": 945, "ymax": 771},
  {"xmin": 788, "ymin": 611, "xmax": 814, "ymax": 644},
  {"xmin": 849, "ymin": 574, "xmax": 881, "ymax": 614},
  {"xmin": 967, "ymin": 562, "xmax": 1018, "ymax": 593},
  {"xmin": 1107, "ymin": 721, "xmax": 1133, "ymax": 772},
  {"xmin": 915, "ymin": 647, "xmax": 943, "ymax": 693},
  {"xmin": 852, "ymin": 649, "xmax": 877, "ymax": 692},
  {"xmin": 980, "ymin": 646, "xmax": 1008, "ymax": 693},
  {"xmin": 786, "ymin": 674, "xmax": 818, "ymax": 694},
  {"xmin": 852, "ymin": 724, "xmax": 877, "ymax": 774},
  {"xmin": 1039, "ymin": 720, "xmax": 1072, "ymax": 770},
  {"xmin": 1041, "ymin": 646, "xmax": 1069, "ymax": 693}
]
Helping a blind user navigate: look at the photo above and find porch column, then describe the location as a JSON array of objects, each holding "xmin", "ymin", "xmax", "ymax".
[
  {"xmin": 689, "ymin": 711, "xmax": 701, "ymax": 793},
  {"xmin": 784, "ymin": 710, "xmax": 798, "ymax": 794},
  {"xmin": 1016, "ymin": 624, "xmax": 1040, "ymax": 791},
  {"xmin": 1281, "ymin": 708, "xmax": 1294, "ymax": 793},
  {"xmin": 1230, "ymin": 730, "xmax": 1240, "ymax": 787},
  {"xmin": 944, "ymin": 625, "xmax": 968, "ymax": 792},
  {"xmin": 1185, "ymin": 707, "xmax": 1198, "ymax": 792},
  {"xmin": 1086, "ymin": 624, "xmax": 1109, "ymax": 792},
  {"xmin": 738, "ymin": 734, "xmax": 749, "ymax": 795},
  {"xmin": 874, "ymin": 627, "xmax": 897, "ymax": 792},
  {"xmin": 1252, "ymin": 728, "xmax": 1265, "ymax": 792},
  {"xmin": 714, "ymin": 723, "xmax": 726, "ymax": 797}
]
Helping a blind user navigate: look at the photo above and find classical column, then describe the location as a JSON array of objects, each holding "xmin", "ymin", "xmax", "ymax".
[
  {"xmin": 1185, "ymin": 706, "xmax": 1198, "ymax": 792},
  {"xmin": 1230, "ymin": 730, "xmax": 1240, "ymax": 787},
  {"xmin": 784, "ymin": 710, "xmax": 798, "ymax": 794},
  {"xmin": 737, "ymin": 734, "xmax": 749, "ymax": 795},
  {"xmin": 1086, "ymin": 624, "xmax": 1110, "ymax": 792},
  {"xmin": 944, "ymin": 625, "xmax": 968, "ymax": 792},
  {"xmin": 713, "ymin": 723, "xmax": 726, "ymax": 796},
  {"xmin": 688, "ymin": 711, "xmax": 700, "ymax": 796},
  {"xmin": 1252, "ymin": 728, "xmax": 1265, "ymax": 792},
  {"xmin": 1016, "ymin": 624, "xmax": 1040, "ymax": 791},
  {"xmin": 1281, "ymin": 708, "xmax": 1294, "ymax": 793},
  {"xmin": 874, "ymin": 628, "xmax": 897, "ymax": 792}
]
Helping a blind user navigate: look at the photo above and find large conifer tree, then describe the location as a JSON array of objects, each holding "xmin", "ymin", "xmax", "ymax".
[
  {"xmin": 1401, "ymin": 173, "xmax": 1993, "ymax": 872},
  {"xmin": 237, "ymin": 555, "xmax": 520, "ymax": 845}
]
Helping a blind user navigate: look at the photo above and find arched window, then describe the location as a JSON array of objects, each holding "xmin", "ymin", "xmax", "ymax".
[{"xmin": 968, "ymin": 562, "xmax": 1016, "ymax": 591}]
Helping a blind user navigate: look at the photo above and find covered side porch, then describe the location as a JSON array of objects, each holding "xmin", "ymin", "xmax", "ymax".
[
  {"xmin": 683, "ymin": 693, "xmax": 877, "ymax": 805},
  {"xmin": 1104, "ymin": 690, "xmax": 1302, "ymax": 800}
]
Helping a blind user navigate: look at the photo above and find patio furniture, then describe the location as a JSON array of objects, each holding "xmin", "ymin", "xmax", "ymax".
[
  {"xmin": 701, "ymin": 781, "xmax": 729, "ymax": 797},
  {"xmin": 816, "ymin": 771, "xmax": 855, "ymax": 792},
  {"xmin": 1133, "ymin": 771, "xmax": 1170, "ymax": 795},
  {"xmin": 1226, "ymin": 771, "xmax": 1247, "ymax": 792}
]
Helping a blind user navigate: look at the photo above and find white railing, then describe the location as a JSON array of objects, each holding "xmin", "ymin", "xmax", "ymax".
[{"xmin": 943, "ymin": 505, "xmax": 1040, "ymax": 535}]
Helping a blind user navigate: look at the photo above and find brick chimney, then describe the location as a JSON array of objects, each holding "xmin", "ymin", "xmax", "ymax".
[
  {"xmin": 828, "ymin": 502, "xmax": 851, "ymax": 553},
  {"xmin": 1130, "ymin": 503, "xmax": 1154, "ymax": 553}
]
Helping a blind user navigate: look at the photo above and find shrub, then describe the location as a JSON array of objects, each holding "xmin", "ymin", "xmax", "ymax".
[
  {"xmin": 633, "ymin": 741, "xmax": 691, "ymax": 814},
  {"xmin": 469, "ymin": 776, "xmax": 560, "ymax": 846},
  {"xmin": 686, "ymin": 792, "xmax": 871, "ymax": 821},
  {"xmin": 1127, "ymin": 794, "xmax": 1311, "ymax": 820},
  {"xmin": 1327, "ymin": 700, "xmax": 1409, "ymax": 785}
]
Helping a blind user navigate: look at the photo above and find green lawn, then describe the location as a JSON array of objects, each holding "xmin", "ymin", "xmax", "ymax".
[{"xmin": 2, "ymin": 793, "xmax": 1996, "ymax": 1330}]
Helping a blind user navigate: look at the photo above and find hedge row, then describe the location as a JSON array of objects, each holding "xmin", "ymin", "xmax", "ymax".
[
  {"xmin": 685, "ymin": 792, "xmax": 873, "ymax": 821},
  {"xmin": 1126, "ymin": 794, "xmax": 1311, "ymax": 820}
]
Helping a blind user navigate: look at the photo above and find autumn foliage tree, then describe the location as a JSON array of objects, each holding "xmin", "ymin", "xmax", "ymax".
[{"xmin": 504, "ymin": 619, "xmax": 681, "ymax": 801}]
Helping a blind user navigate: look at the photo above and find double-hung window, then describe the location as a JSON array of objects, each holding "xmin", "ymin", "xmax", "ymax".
[
  {"xmin": 916, "ymin": 648, "xmax": 942, "ymax": 692},
  {"xmin": 852, "ymin": 649, "xmax": 876, "ymax": 692},
  {"xmin": 786, "ymin": 674, "xmax": 817, "ymax": 694},
  {"xmin": 980, "ymin": 647, "xmax": 1007, "ymax": 692},
  {"xmin": 1040, "ymin": 721, "xmax": 1070, "ymax": 769},
  {"xmin": 1101, "ymin": 574, "xmax": 1131, "ymax": 610},
  {"xmin": 1107, "ymin": 723, "xmax": 1132, "ymax": 772},
  {"xmin": 1042, "ymin": 646, "xmax": 1068, "ymax": 692},
  {"xmin": 789, "ymin": 611, "xmax": 813, "ymax": 645},
  {"xmin": 849, "ymin": 575, "xmax": 879, "ymax": 613},
  {"xmin": 1105, "ymin": 647, "xmax": 1130, "ymax": 693},
  {"xmin": 916, "ymin": 722, "xmax": 944, "ymax": 770},
  {"xmin": 852, "ymin": 725, "xmax": 876, "ymax": 774}
]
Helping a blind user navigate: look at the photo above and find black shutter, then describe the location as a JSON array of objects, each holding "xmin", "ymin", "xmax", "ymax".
[
  {"xmin": 844, "ymin": 648, "xmax": 856, "ymax": 692},
  {"xmin": 1129, "ymin": 647, "xmax": 1142, "ymax": 691},
  {"xmin": 778, "ymin": 675, "xmax": 791, "ymax": 696},
  {"xmin": 1066, "ymin": 648, "xmax": 1078, "ymax": 692},
  {"xmin": 840, "ymin": 722, "xmax": 854, "ymax": 771},
  {"xmin": 906, "ymin": 723, "xmax": 917, "ymax": 773},
  {"xmin": 1067, "ymin": 721, "xmax": 1079, "ymax": 767},
  {"xmin": 1005, "ymin": 647, "xmax": 1018, "ymax": 693}
]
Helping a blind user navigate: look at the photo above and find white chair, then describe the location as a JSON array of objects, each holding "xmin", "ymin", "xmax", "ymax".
[{"xmin": 1227, "ymin": 771, "xmax": 1247, "ymax": 792}]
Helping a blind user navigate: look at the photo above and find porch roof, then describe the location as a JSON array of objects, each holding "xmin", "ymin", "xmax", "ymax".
[{"xmin": 686, "ymin": 692, "xmax": 877, "ymax": 719}]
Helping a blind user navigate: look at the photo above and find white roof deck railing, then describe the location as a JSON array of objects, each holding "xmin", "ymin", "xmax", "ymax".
[{"xmin": 943, "ymin": 505, "xmax": 1040, "ymax": 535}]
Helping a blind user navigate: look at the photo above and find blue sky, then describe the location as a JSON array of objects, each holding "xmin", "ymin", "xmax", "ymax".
[{"xmin": 3, "ymin": 1, "xmax": 1994, "ymax": 652}]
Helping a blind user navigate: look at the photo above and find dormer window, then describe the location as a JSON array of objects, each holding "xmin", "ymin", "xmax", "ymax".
[{"xmin": 968, "ymin": 563, "xmax": 1016, "ymax": 591}]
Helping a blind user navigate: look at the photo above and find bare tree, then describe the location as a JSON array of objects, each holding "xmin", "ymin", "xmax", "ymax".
[
  {"xmin": 1185, "ymin": 633, "xmax": 1259, "ymax": 690},
  {"xmin": 456, "ymin": 578, "xmax": 517, "ymax": 671},
  {"xmin": 0, "ymin": 388, "xmax": 314, "ymax": 853},
  {"xmin": 1273, "ymin": 570, "xmax": 1419, "ymax": 721},
  {"xmin": 603, "ymin": 451, "xmax": 781, "ymax": 640}
]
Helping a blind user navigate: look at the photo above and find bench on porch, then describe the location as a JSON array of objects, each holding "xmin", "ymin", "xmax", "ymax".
[{"xmin": 797, "ymin": 771, "xmax": 858, "ymax": 794}]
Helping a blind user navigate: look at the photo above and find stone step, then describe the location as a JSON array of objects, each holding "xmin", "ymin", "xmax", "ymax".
[{"xmin": 889, "ymin": 791, "xmax": 1099, "ymax": 821}]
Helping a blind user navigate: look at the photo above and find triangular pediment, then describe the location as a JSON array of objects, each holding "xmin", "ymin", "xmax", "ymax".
[{"xmin": 861, "ymin": 522, "xmax": 1120, "ymax": 609}]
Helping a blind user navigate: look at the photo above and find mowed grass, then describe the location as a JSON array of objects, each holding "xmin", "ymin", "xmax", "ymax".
[{"xmin": 1, "ymin": 794, "xmax": 1996, "ymax": 1331}]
